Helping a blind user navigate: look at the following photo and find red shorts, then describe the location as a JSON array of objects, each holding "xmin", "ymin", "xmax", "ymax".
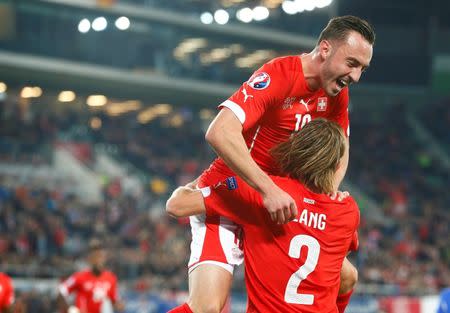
[{"xmin": 188, "ymin": 168, "xmax": 244, "ymax": 274}]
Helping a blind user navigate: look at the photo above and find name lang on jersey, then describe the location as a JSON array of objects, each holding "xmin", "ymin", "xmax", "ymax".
[{"xmin": 292, "ymin": 209, "xmax": 326, "ymax": 230}]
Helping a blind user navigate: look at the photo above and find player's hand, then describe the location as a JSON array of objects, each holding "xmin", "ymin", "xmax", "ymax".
[
  {"xmin": 262, "ymin": 185, "xmax": 297, "ymax": 224},
  {"xmin": 114, "ymin": 301, "xmax": 126, "ymax": 312},
  {"xmin": 329, "ymin": 190, "xmax": 350, "ymax": 201}
]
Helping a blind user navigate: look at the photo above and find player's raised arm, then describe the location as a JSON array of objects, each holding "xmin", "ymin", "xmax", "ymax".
[
  {"xmin": 206, "ymin": 111, "xmax": 297, "ymax": 225},
  {"xmin": 204, "ymin": 60, "xmax": 298, "ymax": 224}
]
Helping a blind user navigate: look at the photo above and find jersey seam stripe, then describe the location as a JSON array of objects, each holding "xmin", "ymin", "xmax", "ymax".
[{"xmin": 249, "ymin": 125, "xmax": 261, "ymax": 152}]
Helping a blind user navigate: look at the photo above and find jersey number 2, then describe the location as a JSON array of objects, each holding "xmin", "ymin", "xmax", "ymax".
[{"xmin": 284, "ymin": 234, "xmax": 320, "ymax": 305}]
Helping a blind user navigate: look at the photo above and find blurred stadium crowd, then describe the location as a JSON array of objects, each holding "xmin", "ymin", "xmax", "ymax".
[{"xmin": 0, "ymin": 93, "xmax": 449, "ymax": 310}]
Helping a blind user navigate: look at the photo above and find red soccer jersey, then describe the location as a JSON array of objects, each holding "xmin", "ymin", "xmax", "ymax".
[
  {"xmin": 59, "ymin": 270, "xmax": 119, "ymax": 313},
  {"xmin": 209, "ymin": 55, "xmax": 350, "ymax": 176},
  {"xmin": 203, "ymin": 176, "xmax": 360, "ymax": 313},
  {"xmin": 0, "ymin": 273, "xmax": 14, "ymax": 311}
]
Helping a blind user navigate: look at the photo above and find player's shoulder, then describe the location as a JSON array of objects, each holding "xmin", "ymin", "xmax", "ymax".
[
  {"xmin": 271, "ymin": 176, "xmax": 311, "ymax": 204},
  {"xmin": 102, "ymin": 270, "xmax": 118, "ymax": 280},
  {"xmin": 71, "ymin": 270, "xmax": 90, "ymax": 279},
  {"xmin": 264, "ymin": 55, "xmax": 300, "ymax": 72},
  {"xmin": 342, "ymin": 196, "xmax": 358, "ymax": 208},
  {"xmin": 336, "ymin": 196, "xmax": 359, "ymax": 214},
  {"xmin": 270, "ymin": 176, "xmax": 300, "ymax": 192},
  {"xmin": 338, "ymin": 196, "xmax": 360, "ymax": 225}
]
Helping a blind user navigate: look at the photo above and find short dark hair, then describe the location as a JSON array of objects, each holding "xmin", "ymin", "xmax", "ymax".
[{"xmin": 318, "ymin": 15, "xmax": 375, "ymax": 46}]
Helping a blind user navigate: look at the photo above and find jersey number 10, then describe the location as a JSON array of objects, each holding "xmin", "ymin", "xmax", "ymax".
[{"xmin": 294, "ymin": 114, "xmax": 312, "ymax": 131}]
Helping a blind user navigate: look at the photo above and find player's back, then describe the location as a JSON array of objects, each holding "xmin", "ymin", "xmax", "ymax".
[
  {"xmin": 203, "ymin": 176, "xmax": 359, "ymax": 313},
  {"xmin": 244, "ymin": 177, "xmax": 358, "ymax": 312}
]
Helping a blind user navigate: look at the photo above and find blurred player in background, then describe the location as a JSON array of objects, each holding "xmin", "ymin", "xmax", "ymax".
[
  {"xmin": 167, "ymin": 119, "xmax": 360, "ymax": 312},
  {"xmin": 181, "ymin": 15, "xmax": 374, "ymax": 313},
  {"xmin": 57, "ymin": 239, "xmax": 124, "ymax": 313},
  {"xmin": 437, "ymin": 288, "xmax": 450, "ymax": 313},
  {"xmin": 0, "ymin": 272, "xmax": 14, "ymax": 313}
]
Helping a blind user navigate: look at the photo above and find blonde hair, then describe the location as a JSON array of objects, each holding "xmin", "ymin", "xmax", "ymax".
[{"xmin": 271, "ymin": 119, "xmax": 346, "ymax": 194}]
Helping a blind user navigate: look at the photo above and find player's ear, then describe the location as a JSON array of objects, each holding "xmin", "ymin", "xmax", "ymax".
[{"xmin": 319, "ymin": 40, "xmax": 332, "ymax": 60}]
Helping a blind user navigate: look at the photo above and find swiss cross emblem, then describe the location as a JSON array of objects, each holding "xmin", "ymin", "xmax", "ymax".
[{"xmin": 317, "ymin": 97, "xmax": 327, "ymax": 112}]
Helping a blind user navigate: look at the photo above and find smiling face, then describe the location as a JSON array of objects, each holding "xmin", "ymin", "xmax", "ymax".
[{"xmin": 319, "ymin": 31, "xmax": 373, "ymax": 96}]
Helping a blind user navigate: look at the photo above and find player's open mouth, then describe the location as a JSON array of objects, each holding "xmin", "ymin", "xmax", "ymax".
[{"xmin": 336, "ymin": 78, "xmax": 348, "ymax": 88}]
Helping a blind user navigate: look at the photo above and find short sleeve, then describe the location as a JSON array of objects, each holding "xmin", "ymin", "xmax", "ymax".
[
  {"xmin": 329, "ymin": 88, "xmax": 350, "ymax": 137},
  {"xmin": 219, "ymin": 58, "xmax": 293, "ymax": 132},
  {"xmin": 59, "ymin": 272, "xmax": 81, "ymax": 298},
  {"xmin": 202, "ymin": 177, "xmax": 263, "ymax": 225}
]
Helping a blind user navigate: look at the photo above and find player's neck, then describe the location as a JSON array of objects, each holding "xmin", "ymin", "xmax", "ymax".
[
  {"xmin": 331, "ymin": 176, "xmax": 343, "ymax": 195},
  {"xmin": 91, "ymin": 267, "xmax": 103, "ymax": 276},
  {"xmin": 300, "ymin": 51, "xmax": 322, "ymax": 92}
]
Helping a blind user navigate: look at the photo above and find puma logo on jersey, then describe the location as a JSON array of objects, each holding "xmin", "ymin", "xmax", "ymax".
[
  {"xmin": 242, "ymin": 87, "xmax": 254, "ymax": 103},
  {"xmin": 299, "ymin": 99, "xmax": 311, "ymax": 112}
]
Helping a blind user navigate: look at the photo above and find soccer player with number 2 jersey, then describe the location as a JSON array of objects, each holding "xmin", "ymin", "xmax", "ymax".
[{"xmin": 167, "ymin": 119, "xmax": 360, "ymax": 312}]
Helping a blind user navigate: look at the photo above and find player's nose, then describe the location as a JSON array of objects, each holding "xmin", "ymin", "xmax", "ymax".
[{"xmin": 350, "ymin": 68, "xmax": 362, "ymax": 84}]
